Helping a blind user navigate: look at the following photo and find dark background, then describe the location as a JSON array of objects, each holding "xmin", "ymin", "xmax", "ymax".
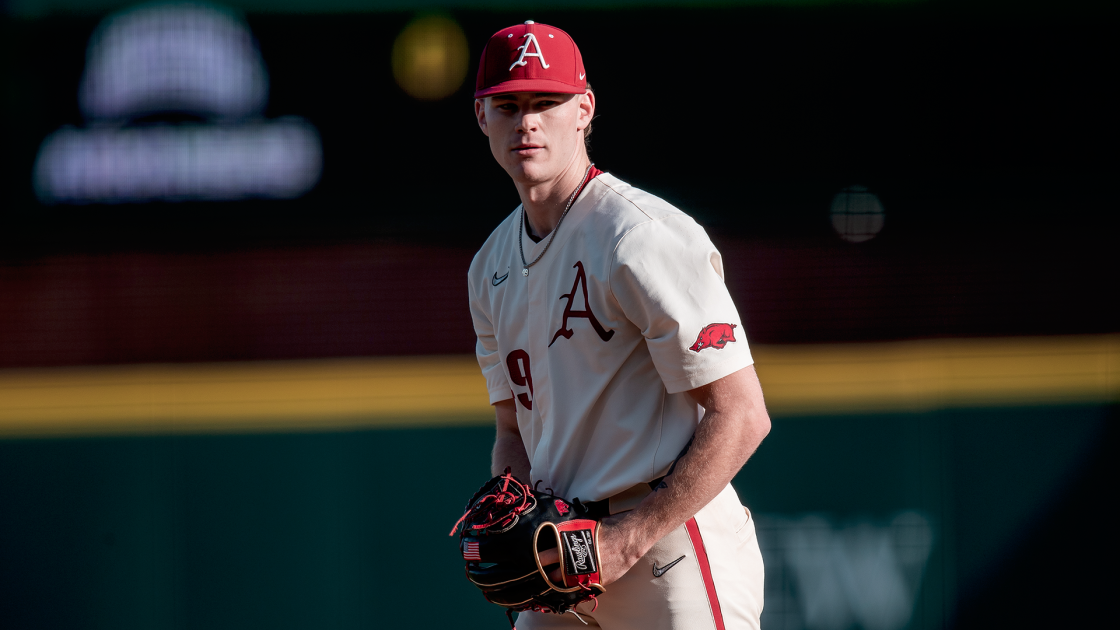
[
  {"xmin": 3, "ymin": 4, "xmax": 1115, "ymax": 249},
  {"xmin": 1, "ymin": 2, "xmax": 1116, "ymax": 628}
]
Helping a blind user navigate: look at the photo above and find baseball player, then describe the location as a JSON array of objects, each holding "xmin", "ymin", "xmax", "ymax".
[{"xmin": 467, "ymin": 21, "xmax": 771, "ymax": 629}]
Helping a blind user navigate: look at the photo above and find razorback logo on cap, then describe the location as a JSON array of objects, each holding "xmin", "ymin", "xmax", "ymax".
[
  {"xmin": 689, "ymin": 323, "xmax": 737, "ymax": 352},
  {"xmin": 475, "ymin": 21, "xmax": 587, "ymax": 98}
]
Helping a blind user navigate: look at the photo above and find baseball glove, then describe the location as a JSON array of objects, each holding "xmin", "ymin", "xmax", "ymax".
[{"xmin": 449, "ymin": 468, "xmax": 605, "ymax": 626}]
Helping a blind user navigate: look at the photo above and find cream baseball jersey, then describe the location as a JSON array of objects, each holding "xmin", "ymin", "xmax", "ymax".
[{"xmin": 468, "ymin": 173, "xmax": 754, "ymax": 502}]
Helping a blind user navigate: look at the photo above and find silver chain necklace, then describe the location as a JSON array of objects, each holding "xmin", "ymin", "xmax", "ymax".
[{"xmin": 518, "ymin": 163, "xmax": 594, "ymax": 277}]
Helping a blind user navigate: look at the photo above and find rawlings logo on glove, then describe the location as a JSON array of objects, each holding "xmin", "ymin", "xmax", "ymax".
[
  {"xmin": 563, "ymin": 529, "xmax": 594, "ymax": 572},
  {"xmin": 450, "ymin": 469, "xmax": 605, "ymax": 627}
]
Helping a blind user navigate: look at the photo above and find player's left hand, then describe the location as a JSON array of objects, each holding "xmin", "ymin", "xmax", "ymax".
[{"xmin": 537, "ymin": 518, "xmax": 639, "ymax": 587}]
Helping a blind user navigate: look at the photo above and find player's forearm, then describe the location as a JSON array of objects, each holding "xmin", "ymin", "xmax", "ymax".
[
  {"xmin": 613, "ymin": 367, "xmax": 770, "ymax": 564},
  {"xmin": 492, "ymin": 435, "xmax": 531, "ymax": 479},
  {"xmin": 492, "ymin": 399, "xmax": 531, "ymax": 478}
]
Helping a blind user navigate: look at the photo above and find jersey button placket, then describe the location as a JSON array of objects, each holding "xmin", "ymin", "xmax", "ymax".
[
  {"xmin": 524, "ymin": 261, "xmax": 553, "ymax": 483},
  {"xmin": 525, "ymin": 262, "xmax": 549, "ymax": 422}
]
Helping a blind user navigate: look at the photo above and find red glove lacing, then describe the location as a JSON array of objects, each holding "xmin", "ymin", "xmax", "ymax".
[{"xmin": 449, "ymin": 468, "xmax": 534, "ymax": 536}]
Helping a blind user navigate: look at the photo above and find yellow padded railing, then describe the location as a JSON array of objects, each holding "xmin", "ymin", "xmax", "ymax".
[{"xmin": 1, "ymin": 335, "xmax": 1116, "ymax": 437}]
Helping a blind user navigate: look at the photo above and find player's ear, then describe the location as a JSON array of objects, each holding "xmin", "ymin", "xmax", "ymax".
[
  {"xmin": 475, "ymin": 99, "xmax": 490, "ymax": 137},
  {"xmin": 576, "ymin": 90, "xmax": 595, "ymax": 133}
]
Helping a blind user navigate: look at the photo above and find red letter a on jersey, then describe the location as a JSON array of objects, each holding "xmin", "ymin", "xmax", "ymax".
[{"xmin": 549, "ymin": 261, "xmax": 614, "ymax": 347}]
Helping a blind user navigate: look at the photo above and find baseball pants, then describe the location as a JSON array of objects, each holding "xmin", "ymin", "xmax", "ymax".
[{"xmin": 515, "ymin": 483, "xmax": 764, "ymax": 630}]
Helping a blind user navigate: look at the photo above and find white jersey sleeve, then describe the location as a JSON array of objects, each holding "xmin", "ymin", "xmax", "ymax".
[
  {"xmin": 609, "ymin": 214, "xmax": 754, "ymax": 394},
  {"xmin": 467, "ymin": 249, "xmax": 514, "ymax": 404}
]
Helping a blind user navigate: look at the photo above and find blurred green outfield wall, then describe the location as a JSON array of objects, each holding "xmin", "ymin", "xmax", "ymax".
[{"xmin": 0, "ymin": 403, "xmax": 1110, "ymax": 629}]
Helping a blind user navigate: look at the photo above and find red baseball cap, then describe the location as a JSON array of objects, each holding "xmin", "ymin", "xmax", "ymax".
[{"xmin": 474, "ymin": 21, "xmax": 587, "ymax": 98}]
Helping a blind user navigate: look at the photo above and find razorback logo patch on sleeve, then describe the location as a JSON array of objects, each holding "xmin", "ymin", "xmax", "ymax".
[{"xmin": 689, "ymin": 323, "xmax": 737, "ymax": 352}]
